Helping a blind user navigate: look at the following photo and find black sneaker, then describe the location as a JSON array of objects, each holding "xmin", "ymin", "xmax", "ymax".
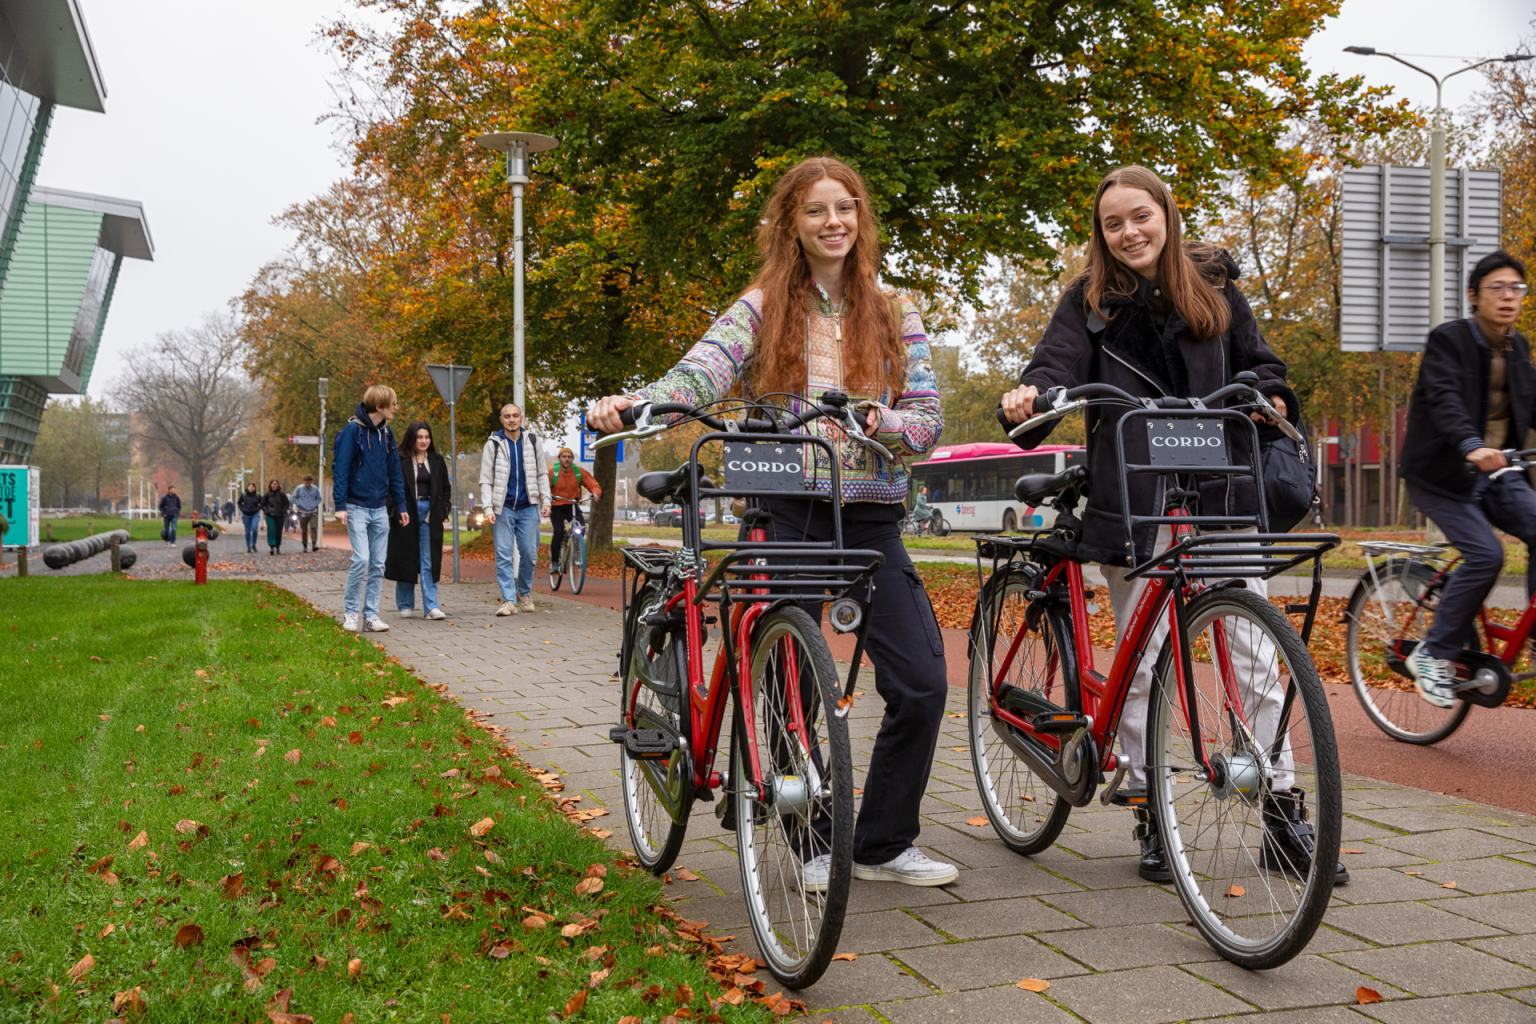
[
  {"xmin": 1261, "ymin": 788, "xmax": 1349, "ymax": 886},
  {"xmin": 1131, "ymin": 805, "xmax": 1173, "ymax": 883}
]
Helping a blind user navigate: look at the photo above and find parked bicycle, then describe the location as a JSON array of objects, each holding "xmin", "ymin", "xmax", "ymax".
[
  {"xmin": 1342, "ymin": 448, "xmax": 1534, "ymax": 744},
  {"xmin": 548, "ymin": 497, "xmax": 589, "ymax": 594},
  {"xmin": 970, "ymin": 376, "xmax": 1343, "ymax": 969},
  {"xmin": 595, "ymin": 390, "xmax": 889, "ymax": 989}
]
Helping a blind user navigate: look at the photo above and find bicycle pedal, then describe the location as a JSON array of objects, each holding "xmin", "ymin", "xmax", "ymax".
[
  {"xmin": 607, "ymin": 726, "xmax": 674, "ymax": 760},
  {"xmin": 1284, "ymin": 604, "xmax": 1310, "ymax": 615}
]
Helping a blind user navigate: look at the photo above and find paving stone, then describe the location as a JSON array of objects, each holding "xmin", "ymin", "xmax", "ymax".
[
  {"xmin": 1435, "ymin": 892, "xmax": 1536, "ymax": 934},
  {"xmin": 1044, "ymin": 965, "xmax": 1252, "ymax": 1024},
  {"xmin": 844, "ymin": 880, "xmax": 963, "ymax": 915},
  {"xmin": 1376, "ymin": 830, "xmax": 1534, "ymax": 862},
  {"xmin": 1412, "ymin": 858, "xmax": 1536, "ymax": 896},
  {"xmin": 1039, "ymin": 885, "xmax": 1189, "ymax": 927},
  {"xmin": 1355, "ymin": 808, "xmax": 1516, "ymax": 834},
  {"xmin": 1348, "ymin": 789, "xmax": 1482, "ymax": 809},
  {"xmin": 1187, "ymin": 954, "xmax": 1408, "ymax": 1010},
  {"xmin": 1327, "ymin": 901, "xmax": 1509, "ymax": 945},
  {"xmin": 1055, "ymin": 829, "xmax": 1141, "ymax": 860},
  {"xmin": 1470, "ymin": 935, "xmax": 1536, "ymax": 970},
  {"xmin": 878, "ymin": 985, "xmax": 1080, "ymax": 1023},
  {"xmin": 1356, "ymin": 993, "xmax": 1536, "ymax": 1024},
  {"xmin": 792, "ymin": 952, "xmax": 935, "ymax": 1012},
  {"xmin": 1332, "ymin": 842, "xmax": 1433, "ymax": 870},
  {"xmin": 1331, "ymin": 942, "xmax": 1536, "ymax": 997},
  {"xmin": 895, "ymin": 935, "xmax": 1088, "ymax": 991},
  {"xmin": 1333, "ymin": 868, "xmax": 1466, "ymax": 905},
  {"xmin": 1047, "ymin": 855, "xmax": 1165, "ymax": 891},
  {"xmin": 934, "ymin": 864, "xmax": 1085, "ymax": 901},
  {"xmin": 1212, "ymin": 1009, "xmax": 1378, "ymax": 1024},
  {"xmin": 915, "ymin": 897, "xmax": 1086, "ymax": 940},
  {"xmin": 1039, "ymin": 922, "xmax": 1218, "ymax": 970},
  {"xmin": 1509, "ymin": 989, "xmax": 1536, "ymax": 1007},
  {"xmin": 833, "ymin": 909, "xmax": 946, "ymax": 953}
]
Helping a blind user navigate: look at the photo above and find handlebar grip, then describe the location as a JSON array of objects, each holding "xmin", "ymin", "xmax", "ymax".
[
  {"xmin": 618, "ymin": 404, "xmax": 638, "ymax": 428},
  {"xmin": 995, "ymin": 390, "xmax": 1055, "ymax": 431}
]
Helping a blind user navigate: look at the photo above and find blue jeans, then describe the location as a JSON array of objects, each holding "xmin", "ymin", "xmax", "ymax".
[
  {"xmin": 164, "ymin": 516, "xmax": 178, "ymax": 542},
  {"xmin": 343, "ymin": 505, "xmax": 391, "ymax": 619},
  {"xmin": 396, "ymin": 500, "xmax": 440, "ymax": 613},
  {"xmin": 242, "ymin": 512, "xmax": 260, "ymax": 548},
  {"xmin": 494, "ymin": 503, "xmax": 540, "ymax": 601}
]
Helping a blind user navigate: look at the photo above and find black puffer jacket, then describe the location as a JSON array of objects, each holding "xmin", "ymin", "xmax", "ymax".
[
  {"xmin": 1013, "ymin": 257, "xmax": 1296, "ymax": 565},
  {"xmin": 261, "ymin": 489, "xmax": 290, "ymax": 520},
  {"xmin": 238, "ymin": 489, "xmax": 262, "ymax": 516}
]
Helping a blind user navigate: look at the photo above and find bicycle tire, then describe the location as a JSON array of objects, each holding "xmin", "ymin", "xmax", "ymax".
[
  {"xmin": 1344, "ymin": 563, "xmax": 1472, "ymax": 744},
  {"xmin": 570, "ymin": 534, "xmax": 587, "ymax": 594},
  {"xmin": 734, "ymin": 606, "xmax": 853, "ymax": 990},
  {"xmin": 966, "ymin": 570, "xmax": 1074, "ymax": 854},
  {"xmin": 549, "ymin": 543, "xmax": 564, "ymax": 592},
  {"xmin": 619, "ymin": 585, "xmax": 691, "ymax": 874},
  {"xmin": 1147, "ymin": 587, "xmax": 1341, "ymax": 970}
]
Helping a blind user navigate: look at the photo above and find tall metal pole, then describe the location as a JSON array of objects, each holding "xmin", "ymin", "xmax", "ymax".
[
  {"xmin": 1429, "ymin": 81, "xmax": 1446, "ymax": 331},
  {"xmin": 509, "ymin": 142, "xmax": 528, "ymax": 410},
  {"xmin": 450, "ymin": 397, "xmax": 460, "ymax": 583},
  {"xmin": 260, "ymin": 440, "xmax": 266, "ymax": 492},
  {"xmin": 317, "ymin": 378, "xmax": 328, "ymax": 550}
]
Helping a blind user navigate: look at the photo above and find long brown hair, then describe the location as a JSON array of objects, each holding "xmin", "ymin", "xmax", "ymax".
[
  {"xmin": 747, "ymin": 157, "xmax": 905, "ymax": 399},
  {"xmin": 1079, "ymin": 165, "xmax": 1231, "ymax": 341}
]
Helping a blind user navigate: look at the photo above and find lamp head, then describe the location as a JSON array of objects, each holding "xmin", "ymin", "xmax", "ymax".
[
  {"xmin": 1344, "ymin": 46, "xmax": 1377, "ymax": 55},
  {"xmin": 1505, "ymin": 53, "xmax": 1535, "ymax": 62}
]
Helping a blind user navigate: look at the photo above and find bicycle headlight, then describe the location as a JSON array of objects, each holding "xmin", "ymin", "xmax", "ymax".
[{"xmin": 829, "ymin": 598, "xmax": 862, "ymax": 634}]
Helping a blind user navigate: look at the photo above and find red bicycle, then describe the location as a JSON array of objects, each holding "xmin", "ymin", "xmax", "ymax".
[
  {"xmin": 971, "ymin": 378, "xmax": 1344, "ymax": 968},
  {"xmin": 597, "ymin": 392, "xmax": 888, "ymax": 988}
]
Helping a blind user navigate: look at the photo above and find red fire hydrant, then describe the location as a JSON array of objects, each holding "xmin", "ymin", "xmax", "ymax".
[{"xmin": 195, "ymin": 522, "xmax": 209, "ymax": 585}]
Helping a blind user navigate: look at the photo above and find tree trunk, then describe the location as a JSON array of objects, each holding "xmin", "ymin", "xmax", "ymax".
[{"xmin": 589, "ymin": 442, "xmax": 618, "ymax": 552}]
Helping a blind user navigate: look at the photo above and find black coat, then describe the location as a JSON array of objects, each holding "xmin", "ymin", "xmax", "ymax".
[
  {"xmin": 1401, "ymin": 318, "xmax": 1536, "ymax": 500},
  {"xmin": 385, "ymin": 450, "xmax": 451, "ymax": 584},
  {"xmin": 158, "ymin": 494, "xmax": 181, "ymax": 519},
  {"xmin": 261, "ymin": 489, "xmax": 290, "ymax": 519},
  {"xmin": 238, "ymin": 490, "xmax": 262, "ymax": 516},
  {"xmin": 1014, "ymin": 268, "xmax": 1295, "ymax": 565}
]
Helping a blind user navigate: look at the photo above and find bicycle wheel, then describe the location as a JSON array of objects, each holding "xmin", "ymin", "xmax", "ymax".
[
  {"xmin": 1344, "ymin": 562, "xmax": 1472, "ymax": 744},
  {"xmin": 619, "ymin": 586, "xmax": 691, "ymax": 873},
  {"xmin": 549, "ymin": 541, "xmax": 565, "ymax": 591},
  {"xmin": 570, "ymin": 533, "xmax": 587, "ymax": 594},
  {"xmin": 734, "ymin": 606, "xmax": 853, "ymax": 990},
  {"xmin": 1147, "ymin": 587, "xmax": 1341, "ymax": 970},
  {"xmin": 967, "ymin": 570, "xmax": 1073, "ymax": 854}
]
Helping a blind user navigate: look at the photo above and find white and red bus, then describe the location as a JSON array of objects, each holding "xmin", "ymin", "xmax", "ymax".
[{"xmin": 910, "ymin": 442, "xmax": 1086, "ymax": 534}]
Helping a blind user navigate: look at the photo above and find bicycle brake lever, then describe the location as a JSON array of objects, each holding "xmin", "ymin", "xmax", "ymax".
[
  {"xmin": 842, "ymin": 406, "xmax": 896, "ymax": 461},
  {"xmin": 1249, "ymin": 390, "xmax": 1304, "ymax": 444}
]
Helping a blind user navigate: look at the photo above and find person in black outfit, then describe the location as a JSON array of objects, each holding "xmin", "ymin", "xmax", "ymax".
[
  {"xmin": 222, "ymin": 499, "xmax": 236, "ymax": 524},
  {"xmin": 238, "ymin": 483, "xmax": 262, "ymax": 553},
  {"xmin": 385, "ymin": 421, "xmax": 452, "ymax": 618},
  {"xmin": 1001, "ymin": 164, "xmax": 1346, "ymax": 887},
  {"xmin": 261, "ymin": 479, "xmax": 290, "ymax": 555},
  {"xmin": 158, "ymin": 486, "xmax": 182, "ymax": 545},
  {"xmin": 1399, "ymin": 250, "xmax": 1536, "ymax": 707}
]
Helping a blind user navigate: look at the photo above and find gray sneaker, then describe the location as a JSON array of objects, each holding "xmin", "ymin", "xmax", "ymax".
[
  {"xmin": 853, "ymin": 846, "xmax": 958, "ymax": 886},
  {"xmin": 1408, "ymin": 645, "xmax": 1458, "ymax": 709},
  {"xmin": 518, "ymin": 595, "xmax": 536, "ymax": 613}
]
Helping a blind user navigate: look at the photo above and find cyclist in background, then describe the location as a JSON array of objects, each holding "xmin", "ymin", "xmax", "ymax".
[
  {"xmin": 589, "ymin": 156, "xmax": 956, "ymax": 889},
  {"xmin": 1000, "ymin": 165, "xmax": 1347, "ymax": 887},
  {"xmin": 548, "ymin": 446, "xmax": 601, "ymax": 569},
  {"xmin": 1400, "ymin": 250, "xmax": 1536, "ymax": 707}
]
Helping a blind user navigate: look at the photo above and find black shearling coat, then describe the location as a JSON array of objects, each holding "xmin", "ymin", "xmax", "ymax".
[{"xmin": 384, "ymin": 450, "xmax": 452, "ymax": 585}]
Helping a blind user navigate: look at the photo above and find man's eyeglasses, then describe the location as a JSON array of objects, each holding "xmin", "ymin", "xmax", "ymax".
[
  {"xmin": 1480, "ymin": 282, "xmax": 1530, "ymax": 298},
  {"xmin": 799, "ymin": 199, "xmax": 860, "ymax": 222}
]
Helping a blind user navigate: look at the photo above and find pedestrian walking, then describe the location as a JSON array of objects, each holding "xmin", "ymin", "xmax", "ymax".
[
  {"xmin": 332, "ymin": 385, "xmax": 408, "ymax": 633},
  {"xmin": 588, "ymin": 156, "xmax": 954, "ymax": 888},
  {"xmin": 261, "ymin": 479, "xmax": 290, "ymax": 556},
  {"xmin": 477, "ymin": 403, "xmax": 550, "ymax": 616},
  {"xmin": 238, "ymin": 483, "xmax": 262, "ymax": 552},
  {"xmin": 385, "ymin": 421, "xmax": 451, "ymax": 619},
  {"xmin": 157, "ymin": 486, "xmax": 182, "ymax": 545},
  {"xmin": 292, "ymin": 474, "xmax": 322, "ymax": 552},
  {"xmin": 222, "ymin": 499, "xmax": 235, "ymax": 524}
]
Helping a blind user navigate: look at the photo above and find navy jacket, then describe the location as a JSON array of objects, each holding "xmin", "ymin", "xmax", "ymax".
[
  {"xmin": 158, "ymin": 494, "xmax": 181, "ymax": 519},
  {"xmin": 331, "ymin": 403, "xmax": 406, "ymax": 514}
]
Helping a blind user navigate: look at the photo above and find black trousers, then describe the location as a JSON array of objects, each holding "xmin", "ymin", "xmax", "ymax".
[
  {"xmin": 760, "ymin": 500, "xmax": 949, "ymax": 863},
  {"xmin": 550, "ymin": 503, "xmax": 583, "ymax": 565}
]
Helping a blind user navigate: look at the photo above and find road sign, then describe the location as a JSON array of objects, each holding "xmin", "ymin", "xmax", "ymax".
[
  {"xmin": 0, "ymin": 465, "xmax": 39, "ymax": 547},
  {"xmin": 288, "ymin": 435, "xmax": 321, "ymax": 445},
  {"xmin": 1341, "ymin": 165, "xmax": 1503, "ymax": 352},
  {"xmin": 427, "ymin": 364, "xmax": 473, "ymax": 405},
  {"xmin": 579, "ymin": 431, "xmax": 621, "ymax": 463}
]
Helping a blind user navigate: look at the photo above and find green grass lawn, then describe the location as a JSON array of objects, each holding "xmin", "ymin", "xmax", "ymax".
[
  {"xmin": 0, "ymin": 577, "xmax": 770, "ymax": 1023},
  {"xmin": 37, "ymin": 517, "xmax": 192, "ymax": 544}
]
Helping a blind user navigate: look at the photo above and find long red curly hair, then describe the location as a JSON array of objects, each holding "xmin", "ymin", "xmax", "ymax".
[{"xmin": 747, "ymin": 157, "xmax": 905, "ymax": 400}]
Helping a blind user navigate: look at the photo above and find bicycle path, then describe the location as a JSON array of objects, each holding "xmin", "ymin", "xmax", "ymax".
[{"xmin": 264, "ymin": 570, "xmax": 1536, "ymax": 1023}]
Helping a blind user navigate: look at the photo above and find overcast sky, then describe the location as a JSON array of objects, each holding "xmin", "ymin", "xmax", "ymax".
[{"xmin": 40, "ymin": 0, "xmax": 1536, "ymax": 404}]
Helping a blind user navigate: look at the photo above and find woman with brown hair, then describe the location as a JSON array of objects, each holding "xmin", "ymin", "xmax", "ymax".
[
  {"xmin": 589, "ymin": 156, "xmax": 954, "ymax": 889},
  {"xmin": 999, "ymin": 165, "xmax": 1347, "ymax": 887},
  {"xmin": 260, "ymin": 478, "xmax": 290, "ymax": 556}
]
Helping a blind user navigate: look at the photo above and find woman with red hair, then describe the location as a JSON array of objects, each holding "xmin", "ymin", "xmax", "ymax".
[{"xmin": 590, "ymin": 156, "xmax": 955, "ymax": 889}]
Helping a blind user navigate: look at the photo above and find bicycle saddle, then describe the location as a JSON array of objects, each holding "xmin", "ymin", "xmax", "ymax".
[
  {"xmin": 1015, "ymin": 465, "xmax": 1086, "ymax": 505},
  {"xmin": 636, "ymin": 465, "xmax": 716, "ymax": 503}
]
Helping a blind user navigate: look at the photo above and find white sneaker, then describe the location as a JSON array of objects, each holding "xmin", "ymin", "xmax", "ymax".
[
  {"xmin": 518, "ymin": 595, "xmax": 536, "ymax": 613},
  {"xmin": 425, "ymin": 608, "xmax": 447, "ymax": 620},
  {"xmin": 363, "ymin": 616, "xmax": 390, "ymax": 633},
  {"xmin": 342, "ymin": 613, "xmax": 361, "ymax": 633},
  {"xmin": 853, "ymin": 847, "xmax": 958, "ymax": 887},
  {"xmin": 1408, "ymin": 645, "xmax": 1458, "ymax": 709},
  {"xmin": 801, "ymin": 853, "xmax": 833, "ymax": 893},
  {"xmin": 399, "ymin": 608, "xmax": 414, "ymax": 618},
  {"xmin": 496, "ymin": 601, "xmax": 518, "ymax": 616}
]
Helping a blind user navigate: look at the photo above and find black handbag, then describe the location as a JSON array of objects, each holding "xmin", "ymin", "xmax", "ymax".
[{"xmin": 1260, "ymin": 414, "xmax": 1319, "ymax": 533}]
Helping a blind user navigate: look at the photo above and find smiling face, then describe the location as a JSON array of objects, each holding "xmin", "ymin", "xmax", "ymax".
[
  {"xmin": 1098, "ymin": 184, "xmax": 1168, "ymax": 281},
  {"xmin": 795, "ymin": 177, "xmax": 859, "ymax": 269},
  {"xmin": 413, "ymin": 429, "xmax": 431, "ymax": 453}
]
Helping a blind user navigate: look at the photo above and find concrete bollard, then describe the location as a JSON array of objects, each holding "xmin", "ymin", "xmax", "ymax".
[
  {"xmin": 110, "ymin": 536, "xmax": 122, "ymax": 573},
  {"xmin": 17, "ymin": 546, "xmax": 27, "ymax": 576}
]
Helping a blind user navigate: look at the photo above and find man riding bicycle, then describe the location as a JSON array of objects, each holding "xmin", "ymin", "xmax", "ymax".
[
  {"xmin": 548, "ymin": 447, "xmax": 601, "ymax": 569},
  {"xmin": 1401, "ymin": 250, "xmax": 1536, "ymax": 708}
]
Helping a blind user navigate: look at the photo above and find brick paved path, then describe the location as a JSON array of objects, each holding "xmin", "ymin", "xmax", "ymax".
[{"xmin": 270, "ymin": 571, "xmax": 1536, "ymax": 1023}]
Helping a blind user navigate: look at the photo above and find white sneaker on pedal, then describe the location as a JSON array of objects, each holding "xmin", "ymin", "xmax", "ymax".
[
  {"xmin": 801, "ymin": 853, "xmax": 833, "ymax": 893},
  {"xmin": 853, "ymin": 847, "xmax": 958, "ymax": 886},
  {"xmin": 1408, "ymin": 645, "xmax": 1457, "ymax": 709},
  {"xmin": 363, "ymin": 616, "xmax": 390, "ymax": 633},
  {"xmin": 342, "ymin": 612, "xmax": 361, "ymax": 633}
]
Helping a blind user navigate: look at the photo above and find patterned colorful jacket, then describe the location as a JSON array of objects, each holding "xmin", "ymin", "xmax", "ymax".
[{"xmin": 634, "ymin": 283, "xmax": 943, "ymax": 504}]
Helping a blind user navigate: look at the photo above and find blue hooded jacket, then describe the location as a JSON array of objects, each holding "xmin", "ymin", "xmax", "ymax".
[{"xmin": 331, "ymin": 403, "xmax": 406, "ymax": 513}]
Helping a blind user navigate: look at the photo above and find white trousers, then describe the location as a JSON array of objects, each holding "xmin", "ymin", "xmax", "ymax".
[{"xmin": 1100, "ymin": 528, "xmax": 1295, "ymax": 793}]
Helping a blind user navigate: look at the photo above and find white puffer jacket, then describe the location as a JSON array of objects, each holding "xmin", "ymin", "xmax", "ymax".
[{"xmin": 479, "ymin": 428, "xmax": 550, "ymax": 511}]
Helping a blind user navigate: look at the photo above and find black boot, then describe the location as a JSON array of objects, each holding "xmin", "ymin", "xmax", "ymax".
[
  {"xmin": 1261, "ymin": 788, "xmax": 1349, "ymax": 886},
  {"xmin": 1131, "ymin": 804, "xmax": 1173, "ymax": 883}
]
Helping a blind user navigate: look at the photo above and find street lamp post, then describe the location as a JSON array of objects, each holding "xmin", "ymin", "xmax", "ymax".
[
  {"xmin": 473, "ymin": 131, "xmax": 559, "ymax": 410},
  {"xmin": 1344, "ymin": 47, "xmax": 1532, "ymax": 328},
  {"xmin": 317, "ymin": 377, "xmax": 328, "ymax": 550}
]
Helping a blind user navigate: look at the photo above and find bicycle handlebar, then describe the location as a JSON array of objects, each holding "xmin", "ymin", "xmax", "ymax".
[
  {"xmin": 599, "ymin": 392, "xmax": 896, "ymax": 461},
  {"xmin": 997, "ymin": 376, "xmax": 1304, "ymax": 445}
]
